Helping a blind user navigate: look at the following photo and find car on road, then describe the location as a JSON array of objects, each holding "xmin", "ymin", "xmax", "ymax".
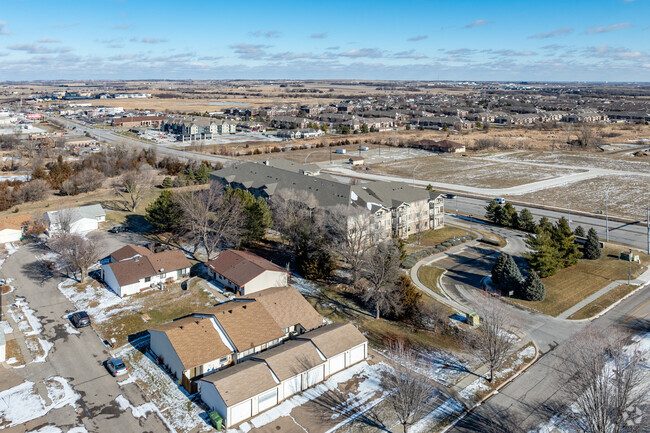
[
  {"xmin": 109, "ymin": 226, "xmax": 130, "ymax": 233},
  {"xmin": 70, "ymin": 311, "xmax": 91, "ymax": 328},
  {"xmin": 494, "ymin": 197, "xmax": 506, "ymax": 204},
  {"xmin": 106, "ymin": 358, "xmax": 128, "ymax": 376},
  {"xmin": 446, "ymin": 193, "xmax": 457, "ymax": 199}
]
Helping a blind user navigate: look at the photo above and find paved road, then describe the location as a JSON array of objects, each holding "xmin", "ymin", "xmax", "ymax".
[
  {"xmin": 47, "ymin": 114, "xmax": 235, "ymax": 164},
  {"xmin": 0, "ymin": 236, "xmax": 167, "ymax": 432},
  {"xmin": 448, "ymin": 284, "xmax": 649, "ymax": 433}
]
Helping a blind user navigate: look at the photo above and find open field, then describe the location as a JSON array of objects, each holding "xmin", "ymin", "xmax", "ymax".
[
  {"xmin": 493, "ymin": 149, "xmax": 650, "ymax": 173},
  {"xmin": 568, "ymin": 284, "xmax": 638, "ymax": 320},
  {"xmin": 513, "ymin": 174, "xmax": 650, "ymax": 219},
  {"xmin": 364, "ymin": 154, "xmax": 583, "ymax": 188},
  {"xmin": 509, "ymin": 247, "xmax": 648, "ymax": 316}
]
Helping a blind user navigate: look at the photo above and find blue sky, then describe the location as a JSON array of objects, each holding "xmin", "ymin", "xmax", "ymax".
[{"xmin": 0, "ymin": 0, "xmax": 648, "ymax": 81}]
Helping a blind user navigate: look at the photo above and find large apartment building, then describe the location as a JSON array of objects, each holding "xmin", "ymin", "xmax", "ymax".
[
  {"xmin": 161, "ymin": 117, "xmax": 236, "ymax": 141},
  {"xmin": 210, "ymin": 160, "xmax": 444, "ymax": 240}
]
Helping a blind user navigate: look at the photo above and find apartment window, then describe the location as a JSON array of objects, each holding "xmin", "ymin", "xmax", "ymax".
[{"xmin": 144, "ymin": 276, "xmax": 151, "ymax": 282}]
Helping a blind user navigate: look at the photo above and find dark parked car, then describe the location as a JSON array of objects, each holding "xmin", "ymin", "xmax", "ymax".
[
  {"xmin": 445, "ymin": 193, "xmax": 457, "ymax": 199},
  {"xmin": 106, "ymin": 358, "xmax": 128, "ymax": 376},
  {"xmin": 70, "ymin": 311, "xmax": 91, "ymax": 328},
  {"xmin": 109, "ymin": 226, "xmax": 130, "ymax": 233}
]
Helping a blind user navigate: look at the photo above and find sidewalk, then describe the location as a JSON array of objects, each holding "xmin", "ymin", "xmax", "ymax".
[{"xmin": 556, "ymin": 267, "xmax": 650, "ymax": 319}]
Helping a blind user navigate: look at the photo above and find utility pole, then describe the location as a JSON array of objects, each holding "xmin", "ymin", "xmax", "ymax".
[
  {"xmin": 605, "ymin": 191, "xmax": 609, "ymax": 242},
  {"xmin": 628, "ymin": 248, "xmax": 632, "ymax": 286},
  {"xmin": 647, "ymin": 207, "xmax": 649, "ymax": 255}
]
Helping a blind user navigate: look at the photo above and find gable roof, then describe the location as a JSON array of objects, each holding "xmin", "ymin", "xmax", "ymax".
[
  {"xmin": 242, "ymin": 286, "xmax": 323, "ymax": 332},
  {"xmin": 252, "ymin": 340, "xmax": 324, "ymax": 381},
  {"xmin": 46, "ymin": 204, "xmax": 105, "ymax": 225},
  {"xmin": 0, "ymin": 214, "xmax": 31, "ymax": 231},
  {"xmin": 205, "ymin": 249, "xmax": 287, "ymax": 287},
  {"xmin": 110, "ymin": 244, "xmax": 153, "ymax": 262},
  {"xmin": 105, "ymin": 248, "xmax": 190, "ymax": 287},
  {"xmin": 198, "ymin": 300, "xmax": 285, "ymax": 352},
  {"xmin": 296, "ymin": 322, "xmax": 367, "ymax": 359},
  {"xmin": 200, "ymin": 361, "xmax": 278, "ymax": 406},
  {"xmin": 150, "ymin": 316, "xmax": 232, "ymax": 371}
]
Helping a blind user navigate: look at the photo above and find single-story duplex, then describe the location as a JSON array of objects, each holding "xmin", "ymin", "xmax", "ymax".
[
  {"xmin": 101, "ymin": 245, "xmax": 191, "ymax": 297},
  {"xmin": 45, "ymin": 204, "xmax": 105, "ymax": 235}
]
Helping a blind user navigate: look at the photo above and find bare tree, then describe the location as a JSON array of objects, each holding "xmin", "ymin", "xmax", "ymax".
[
  {"xmin": 466, "ymin": 293, "xmax": 516, "ymax": 383},
  {"xmin": 383, "ymin": 339, "xmax": 437, "ymax": 433},
  {"xmin": 362, "ymin": 239, "xmax": 402, "ymax": 319},
  {"xmin": 14, "ymin": 179, "xmax": 49, "ymax": 203},
  {"xmin": 270, "ymin": 188, "xmax": 318, "ymax": 246},
  {"xmin": 177, "ymin": 184, "xmax": 244, "ymax": 260},
  {"xmin": 61, "ymin": 168, "xmax": 105, "ymax": 195},
  {"xmin": 49, "ymin": 233, "xmax": 100, "ymax": 281},
  {"xmin": 561, "ymin": 327, "xmax": 649, "ymax": 433},
  {"xmin": 327, "ymin": 205, "xmax": 373, "ymax": 287},
  {"xmin": 114, "ymin": 168, "xmax": 154, "ymax": 212},
  {"xmin": 54, "ymin": 208, "xmax": 77, "ymax": 234},
  {"xmin": 577, "ymin": 123, "xmax": 598, "ymax": 148}
]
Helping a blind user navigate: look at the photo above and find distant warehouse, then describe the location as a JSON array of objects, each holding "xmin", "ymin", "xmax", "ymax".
[{"xmin": 112, "ymin": 116, "xmax": 165, "ymax": 128}]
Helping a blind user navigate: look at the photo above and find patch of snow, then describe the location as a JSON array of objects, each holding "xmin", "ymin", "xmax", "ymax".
[
  {"xmin": 0, "ymin": 377, "xmax": 79, "ymax": 428},
  {"xmin": 5, "ymin": 242, "xmax": 19, "ymax": 256},
  {"xmin": 27, "ymin": 427, "xmax": 88, "ymax": 433},
  {"xmin": 32, "ymin": 338, "xmax": 54, "ymax": 363},
  {"xmin": 9, "ymin": 297, "xmax": 43, "ymax": 335},
  {"xmin": 290, "ymin": 274, "xmax": 321, "ymax": 295},
  {"xmin": 64, "ymin": 322, "xmax": 80, "ymax": 335},
  {"xmin": 57, "ymin": 279, "xmax": 136, "ymax": 323},
  {"xmin": 495, "ymin": 345, "xmax": 536, "ymax": 379},
  {"xmin": 115, "ymin": 394, "xmax": 178, "ymax": 433},
  {"xmin": 1, "ymin": 320, "xmax": 13, "ymax": 334},
  {"xmin": 6, "ymin": 357, "xmax": 18, "ymax": 364},
  {"xmin": 117, "ymin": 375, "xmax": 137, "ymax": 386},
  {"xmin": 459, "ymin": 377, "xmax": 491, "ymax": 400},
  {"xmin": 410, "ymin": 398, "xmax": 465, "ymax": 433}
]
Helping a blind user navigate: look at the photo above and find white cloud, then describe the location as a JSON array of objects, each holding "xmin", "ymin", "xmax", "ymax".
[
  {"xmin": 8, "ymin": 44, "xmax": 71, "ymax": 54},
  {"xmin": 465, "ymin": 20, "xmax": 491, "ymax": 28},
  {"xmin": 249, "ymin": 30, "xmax": 280, "ymax": 38},
  {"xmin": 0, "ymin": 20, "xmax": 9, "ymax": 35},
  {"xmin": 586, "ymin": 22, "xmax": 632, "ymax": 34},
  {"xmin": 37, "ymin": 38, "xmax": 61, "ymax": 43},
  {"xmin": 529, "ymin": 27, "xmax": 573, "ymax": 39},
  {"xmin": 394, "ymin": 50, "xmax": 428, "ymax": 59},
  {"xmin": 230, "ymin": 43, "xmax": 269, "ymax": 59},
  {"xmin": 339, "ymin": 48, "xmax": 383, "ymax": 58},
  {"xmin": 407, "ymin": 35, "xmax": 428, "ymax": 42},
  {"xmin": 311, "ymin": 33, "xmax": 327, "ymax": 39},
  {"xmin": 141, "ymin": 37, "xmax": 167, "ymax": 44}
]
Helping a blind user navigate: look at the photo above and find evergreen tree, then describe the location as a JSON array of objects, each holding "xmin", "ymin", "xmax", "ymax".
[
  {"xmin": 538, "ymin": 216, "xmax": 553, "ymax": 233},
  {"xmin": 185, "ymin": 167, "xmax": 196, "ymax": 184},
  {"xmin": 552, "ymin": 217, "xmax": 581, "ymax": 267},
  {"xmin": 574, "ymin": 225, "xmax": 586, "ymax": 238},
  {"xmin": 500, "ymin": 254, "xmax": 524, "ymax": 295},
  {"xmin": 145, "ymin": 190, "xmax": 184, "ymax": 233},
  {"xmin": 518, "ymin": 208, "xmax": 536, "ymax": 232},
  {"xmin": 195, "ymin": 163, "xmax": 210, "ymax": 184},
  {"xmin": 526, "ymin": 228, "xmax": 562, "ymax": 277},
  {"xmin": 395, "ymin": 274, "xmax": 422, "ymax": 320},
  {"xmin": 161, "ymin": 176, "xmax": 173, "ymax": 189},
  {"xmin": 485, "ymin": 200, "xmax": 502, "ymax": 223},
  {"xmin": 491, "ymin": 253, "xmax": 508, "ymax": 285},
  {"xmin": 522, "ymin": 270, "xmax": 545, "ymax": 301},
  {"xmin": 583, "ymin": 227, "xmax": 602, "ymax": 260},
  {"xmin": 501, "ymin": 202, "xmax": 518, "ymax": 227},
  {"xmin": 227, "ymin": 188, "xmax": 272, "ymax": 244}
]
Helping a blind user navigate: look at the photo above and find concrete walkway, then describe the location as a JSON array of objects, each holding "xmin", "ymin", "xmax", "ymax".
[{"xmin": 556, "ymin": 267, "xmax": 650, "ymax": 319}]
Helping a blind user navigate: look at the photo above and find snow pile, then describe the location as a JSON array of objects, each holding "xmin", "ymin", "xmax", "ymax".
[
  {"xmin": 9, "ymin": 297, "xmax": 43, "ymax": 335},
  {"xmin": 115, "ymin": 394, "xmax": 178, "ymax": 433},
  {"xmin": 57, "ymin": 280, "xmax": 136, "ymax": 323},
  {"xmin": 410, "ymin": 398, "xmax": 465, "ymax": 433},
  {"xmin": 0, "ymin": 377, "xmax": 80, "ymax": 428},
  {"xmin": 117, "ymin": 345, "xmax": 211, "ymax": 433},
  {"xmin": 290, "ymin": 274, "xmax": 321, "ymax": 295},
  {"xmin": 459, "ymin": 377, "xmax": 491, "ymax": 400},
  {"xmin": 495, "ymin": 345, "xmax": 536, "ymax": 379},
  {"xmin": 64, "ymin": 322, "xmax": 80, "ymax": 335},
  {"xmin": 0, "ymin": 320, "xmax": 13, "ymax": 334},
  {"xmin": 245, "ymin": 361, "xmax": 388, "ymax": 431},
  {"xmin": 32, "ymin": 338, "xmax": 54, "ymax": 363}
]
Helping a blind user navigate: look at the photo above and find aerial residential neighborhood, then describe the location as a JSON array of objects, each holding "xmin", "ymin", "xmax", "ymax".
[{"xmin": 0, "ymin": 1, "xmax": 649, "ymax": 433}]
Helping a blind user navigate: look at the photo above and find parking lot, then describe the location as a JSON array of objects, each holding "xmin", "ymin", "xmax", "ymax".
[{"xmin": 138, "ymin": 129, "xmax": 283, "ymax": 147}]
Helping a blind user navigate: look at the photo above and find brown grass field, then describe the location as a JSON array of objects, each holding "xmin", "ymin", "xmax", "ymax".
[{"xmin": 568, "ymin": 284, "xmax": 638, "ymax": 320}]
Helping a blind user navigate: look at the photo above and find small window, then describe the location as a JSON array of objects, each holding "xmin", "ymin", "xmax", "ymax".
[{"xmin": 145, "ymin": 276, "xmax": 151, "ymax": 282}]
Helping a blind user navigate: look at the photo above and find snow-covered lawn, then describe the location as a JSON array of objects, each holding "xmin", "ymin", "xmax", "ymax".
[
  {"xmin": 0, "ymin": 377, "xmax": 80, "ymax": 428},
  {"xmin": 291, "ymin": 273, "xmax": 322, "ymax": 295},
  {"xmin": 7, "ymin": 296, "xmax": 54, "ymax": 363},
  {"xmin": 57, "ymin": 279, "xmax": 134, "ymax": 323},
  {"xmin": 117, "ymin": 343, "xmax": 212, "ymax": 433},
  {"xmin": 410, "ymin": 398, "xmax": 465, "ymax": 433}
]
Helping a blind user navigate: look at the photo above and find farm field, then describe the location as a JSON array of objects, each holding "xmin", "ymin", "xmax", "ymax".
[{"xmin": 492, "ymin": 150, "xmax": 650, "ymax": 173}]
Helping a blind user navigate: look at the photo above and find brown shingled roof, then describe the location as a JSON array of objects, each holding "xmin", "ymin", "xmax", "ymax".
[
  {"xmin": 199, "ymin": 301, "xmax": 285, "ymax": 352},
  {"xmin": 150, "ymin": 316, "xmax": 232, "ymax": 371},
  {"xmin": 297, "ymin": 323, "xmax": 367, "ymax": 358},
  {"xmin": 200, "ymin": 361, "xmax": 278, "ymax": 406},
  {"xmin": 106, "ymin": 248, "xmax": 191, "ymax": 287},
  {"xmin": 205, "ymin": 249, "xmax": 287, "ymax": 287},
  {"xmin": 252, "ymin": 340, "xmax": 324, "ymax": 381},
  {"xmin": 243, "ymin": 286, "xmax": 323, "ymax": 332},
  {"xmin": 109, "ymin": 245, "xmax": 152, "ymax": 262}
]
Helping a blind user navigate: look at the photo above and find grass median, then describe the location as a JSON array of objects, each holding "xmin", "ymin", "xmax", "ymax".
[
  {"xmin": 568, "ymin": 284, "xmax": 638, "ymax": 320},
  {"xmin": 418, "ymin": 265, "xmax": 445, "ymax": 296}
]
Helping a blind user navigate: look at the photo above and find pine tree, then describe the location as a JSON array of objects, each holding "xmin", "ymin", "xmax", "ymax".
[
  {"xmin": 501, "ymin": 254, "xmax": 523, "ymax": 295},
  {"xmin": 145, "ymin": 190, "xmax": 184, "ymax": 233},
  {"xmin": 161, "ymin": 176, "xmax": 173, "ymax": 189},
  {"xmin": 485, "ymin": 200, "xmax": 502, "ymax": 223},
  {"xmin": 522, "ymin": 270, "xmax": 545, "ymax": 301},
  {"xmin": 583, "ymin": 228, "xmax": 602, "ymax": 260},
  {"xmin": 501, "ymin": 202, "xmax": 518, "ymax": 227},
  {"xmin": 526, "ymin": 228, "xmax": 562, "ymax": 278},
  {"xmin": 574, "ymin": 225, "xmax": 586, "ymax": 238},
  {"xmin": 518, "ymin": 208, "xmax": 536, "ymax": 232},
  {"xmin": 552, "ymin": 217, "xmax": 582, "ymax": 267},
  {"xmin": 538, "ymin": 216, "xmax": 553, "ymax": 233},
  {"xmin": 195, "ymin": 163, "xmax": 210, "ymax": 184},
  {"xmin": 491, "ymin": 253, "xmax": 508, "ymax": 285}
]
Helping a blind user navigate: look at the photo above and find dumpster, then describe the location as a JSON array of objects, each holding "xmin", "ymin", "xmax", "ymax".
[
  {"xmin": 466, "ymin": 312, "xmax": 479, "ymax": 327},
  {"xmin": 209, "ymin": 411, "xmax": 223, "ymax": 430}
]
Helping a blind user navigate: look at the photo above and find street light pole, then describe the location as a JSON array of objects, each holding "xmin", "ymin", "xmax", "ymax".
[
  {"xmin": 605, "ymin": 191, "xmax": 609, "ymax": 242},
  {"xmin": 647, "ymin": 206, "xmax": 649, "ymax": 255},
  {"xmin": 628, "ymin": 248, "xmax": 632, "ymax": 285}
]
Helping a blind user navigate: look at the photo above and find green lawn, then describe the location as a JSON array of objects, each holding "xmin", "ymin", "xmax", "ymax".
[{"xmin": 510, "ymin": 247, "xmax": 648, "ymax": 316}]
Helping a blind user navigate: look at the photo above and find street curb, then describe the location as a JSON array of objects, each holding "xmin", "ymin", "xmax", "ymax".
[{"xmin": 437, "ymin": 341, "xmax": 541, "ymax": 433}]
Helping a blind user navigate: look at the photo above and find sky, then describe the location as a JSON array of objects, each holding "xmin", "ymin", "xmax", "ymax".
[{"xmin": 0, "ymin": 0, "xmax": 649, "ymax": 82}]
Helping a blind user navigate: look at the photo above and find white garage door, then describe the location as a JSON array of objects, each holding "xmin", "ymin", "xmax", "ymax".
[
  {"xmin": 350, "ymin": 345, "xmax": 365, "ymax": 365},
  {"xmin": 329, "ymin": 353, "xmax": 345, "ymax": 374},
  {"xmin": 230, "ymin": 400, "xmax": 252, "ymax": 425},
  {"xmin": 284, "ymin": 375, "xmax": 302, "ymax": 398},
  {"xmin": 258, "ymin": 389, "xmax": 278, "ymax": 411},
  {"xmin": 306, "ymin": 366, "xmax": 324, "ymax": 387}
]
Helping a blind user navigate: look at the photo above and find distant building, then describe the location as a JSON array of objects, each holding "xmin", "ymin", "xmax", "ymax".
[
  {"xmin": 161, "ymin": 117, "xmax": 235, "ymax": 141},
  {"xmin": 112, "ymin": 116, "xmax": 165, "ymax": 128}
]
